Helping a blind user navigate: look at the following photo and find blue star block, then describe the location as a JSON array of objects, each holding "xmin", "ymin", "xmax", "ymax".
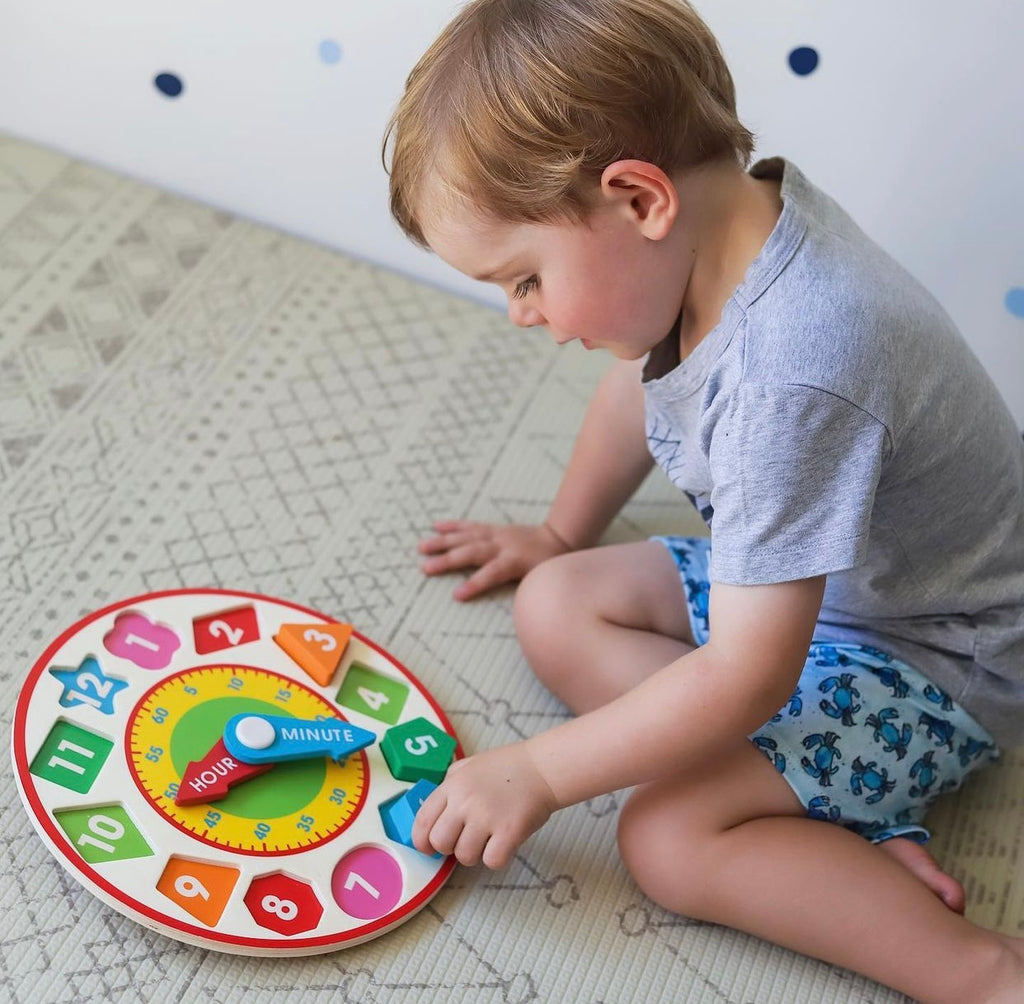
[
  {"xmin": 379, "ymin": 780, "xmax": 441, "ymax": 858},
  {"xmin": 49, "ymin": 657, "xmax": 128, "ymax": 715}
]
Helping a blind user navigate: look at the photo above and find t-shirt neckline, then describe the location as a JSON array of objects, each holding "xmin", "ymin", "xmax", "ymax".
[{"xmin": 641, "ymin": 157, "xmax": 809, "ymax": 393}]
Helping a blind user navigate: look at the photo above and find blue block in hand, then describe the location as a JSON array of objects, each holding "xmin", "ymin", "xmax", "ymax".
[{"xmin": 379, "ymin": 780, "xmax": 441, "ymax": 858}]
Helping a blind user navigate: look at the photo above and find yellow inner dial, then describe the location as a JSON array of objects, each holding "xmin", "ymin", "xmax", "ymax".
[{"xmin": 127, "ymin": 665, "xmax": 367, "ymax": 854}]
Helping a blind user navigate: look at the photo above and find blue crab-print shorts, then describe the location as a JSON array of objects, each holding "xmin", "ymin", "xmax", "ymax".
[{"xmin": 654, "ymin": 535, "xmax": 1001, "ymax": 844}]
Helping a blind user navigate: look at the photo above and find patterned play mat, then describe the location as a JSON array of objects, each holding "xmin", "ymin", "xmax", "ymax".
[{"xmin": 2, "ymin": 132, "xmax": 1021, "ymax": 1003}]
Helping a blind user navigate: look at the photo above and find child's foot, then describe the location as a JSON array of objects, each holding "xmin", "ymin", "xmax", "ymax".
[{"xmin": 877, "ymin": 837, "xmax": 966, "ymax": 913}]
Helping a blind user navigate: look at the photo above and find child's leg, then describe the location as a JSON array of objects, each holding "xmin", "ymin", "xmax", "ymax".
[
  {"xmin": 513, "ymin": 540, "xmax": 697, "ymax": 714},
  {"xmin": 617, "ymin": 742, "xmax": 1024, "ymax": 1004},
  {"xmin": 513, "ymin": 542, "xmax": 1011, "ymax": 995}
]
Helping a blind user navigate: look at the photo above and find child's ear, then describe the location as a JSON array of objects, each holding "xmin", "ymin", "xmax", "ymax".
[{"xmin": 600, "ymin": 160, "xmax": 678, "ymax": 240}]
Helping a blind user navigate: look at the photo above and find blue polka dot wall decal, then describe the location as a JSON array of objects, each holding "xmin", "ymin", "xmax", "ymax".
[
  {"xmin": 1006, "ymin": 288, "xmax": 1024, "ymax": 319},
  {"xmin": 789, "ymin": 46, "xmax": 819, "ymax": 76},
  {"xmin": 154, "ymin": 72, "xmax": 184, "ymax": 98},
  {"xmin": 319, "ymin": 39, "xmax": 342, "ymax": 65}
]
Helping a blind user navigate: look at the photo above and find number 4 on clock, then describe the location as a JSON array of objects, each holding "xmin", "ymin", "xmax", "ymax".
[{"xmin": 336, "ymin": 663, "xmax": 409, "ymax": 724}]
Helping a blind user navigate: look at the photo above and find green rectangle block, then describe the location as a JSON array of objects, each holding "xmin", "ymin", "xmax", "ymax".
[
  {"xmin": 336, "ymin": 662, "xmax": 409, "ymax": 724},
  {"xmin": 30, "ymin": 720, "xmax": 114, "ymax": 794},
  {"xmin": 54, "ymin": 804, "xmax": 153, "ymax": 864}
]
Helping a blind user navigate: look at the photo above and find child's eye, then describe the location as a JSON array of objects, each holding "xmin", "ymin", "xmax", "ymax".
[{"xmin": 512, "ymin": 276, "xmax": 539, "ymax": 300}]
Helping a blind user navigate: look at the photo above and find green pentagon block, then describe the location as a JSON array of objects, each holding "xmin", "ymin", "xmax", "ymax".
[{"xmin": 380, "ymin": 717, "xmax": 457, "ymax": 784}]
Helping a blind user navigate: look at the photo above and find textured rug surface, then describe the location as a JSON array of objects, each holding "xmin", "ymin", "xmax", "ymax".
[{"xmin": 1, "ymin": 132, "xmax": 1021, "ymax": 1004}]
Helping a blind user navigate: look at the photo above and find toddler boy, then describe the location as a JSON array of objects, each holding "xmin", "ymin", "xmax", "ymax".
[{"xmin": 384, "ymin": 2, "xmax": 1024, "ymax": 1000}]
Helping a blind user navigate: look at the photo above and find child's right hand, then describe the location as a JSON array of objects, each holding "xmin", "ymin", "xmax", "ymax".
[{"xmin": 418, "ymin": 520, "xmax": 571, "ymax": 601}]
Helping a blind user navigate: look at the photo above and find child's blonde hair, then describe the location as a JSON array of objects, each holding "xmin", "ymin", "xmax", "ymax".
[{"xmin": 384, "ymin": 0, "xmax": 755, "ymax": 247}]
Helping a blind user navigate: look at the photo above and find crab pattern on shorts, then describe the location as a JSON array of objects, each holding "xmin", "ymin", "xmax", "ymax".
[{"xmin": 653, "ymin": 534, "xmax": 1001, "ymax": 844}]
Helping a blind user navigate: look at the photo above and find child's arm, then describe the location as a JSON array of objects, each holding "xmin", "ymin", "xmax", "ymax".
[
  {"xmin": 543, "ymin": 355, "xmax": 655, "ymax": 550},
  {"xmin": 412, "ymin": 574, "xmax": 826, "ymax": 867},
  {"xmin": 419, "ymin": 357, "xmax": 654, "ymax": 599}
]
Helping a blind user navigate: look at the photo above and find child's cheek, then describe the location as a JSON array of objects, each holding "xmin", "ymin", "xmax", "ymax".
[{"xmin": 558, "ymin": 300, "xmax": 608, "ymax": 339}]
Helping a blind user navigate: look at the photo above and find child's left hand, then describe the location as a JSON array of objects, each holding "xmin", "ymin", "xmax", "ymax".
[{"xmin": 412, "ymin": 743, "xmax": 559, "ymax": 868}]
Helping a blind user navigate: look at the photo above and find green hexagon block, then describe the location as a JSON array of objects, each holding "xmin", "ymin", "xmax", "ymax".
[{"xmin": 380, "ymin": 717, "xmax": 457, "ymax": 784}]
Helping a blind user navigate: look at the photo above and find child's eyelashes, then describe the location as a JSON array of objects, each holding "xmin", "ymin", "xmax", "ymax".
[{"xmin": 512, "ymin": 275, "xmax": 539, "ymax": 300}]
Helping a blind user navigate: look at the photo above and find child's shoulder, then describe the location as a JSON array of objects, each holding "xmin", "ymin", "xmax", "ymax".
[
  {"xmin": 755, "ymin": 159, "xmax": 937, "ymax": 319},
  {"xmin": 736, "ymin": 159, "xmax": 966, "ymax": 398}
]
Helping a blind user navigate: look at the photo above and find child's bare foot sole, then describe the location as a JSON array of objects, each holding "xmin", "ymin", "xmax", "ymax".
[{"xmin": 877, "ymin": 837, "xmax": 966, "ymax": 913}]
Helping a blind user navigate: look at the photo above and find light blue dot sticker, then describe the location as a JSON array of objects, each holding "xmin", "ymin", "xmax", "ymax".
[
  {"xmin": 1006, "ymin": 288, "xmax": 1024, "ymax": 319},
  {"xmin": 320, "ymin": 39, "xmax": 342, "ymax": 65}
]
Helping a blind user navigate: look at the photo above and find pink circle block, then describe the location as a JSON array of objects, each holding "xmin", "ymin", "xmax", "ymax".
[{"xmin": 332, "ymin": 846, "xmax": 403, "ymax": 921}]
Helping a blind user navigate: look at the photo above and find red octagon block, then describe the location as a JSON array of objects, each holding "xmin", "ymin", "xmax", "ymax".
[{"xmin": 243, "ymin": 872, "xmax": 324, "ymax": 935}]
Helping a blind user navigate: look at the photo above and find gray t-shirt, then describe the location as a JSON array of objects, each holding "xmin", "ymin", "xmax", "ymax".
[{"xmin": 642, "ymin": 157, "xmax": 1024, "ymax": 747}]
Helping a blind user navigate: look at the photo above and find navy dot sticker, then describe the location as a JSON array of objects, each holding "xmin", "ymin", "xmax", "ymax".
[
  {"xmin": 789, "ymin": 46, "xmax": 819, "ymax": 76},
  {"xmin": 1007, "ymin": 288, "xmax": 1024, "ymax": 319},
  {"xmin": 154, "ymin": 72, "xmax": 184, "ymax": 98},
  {"xmin": 319, "ymin": 39, "xmax": 342, "ymax": 65}
]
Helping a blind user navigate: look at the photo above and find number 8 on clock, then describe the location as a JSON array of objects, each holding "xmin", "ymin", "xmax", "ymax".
[{"xmin": 13, "ymin": 589, "xmax": 462, "ymax": 955}]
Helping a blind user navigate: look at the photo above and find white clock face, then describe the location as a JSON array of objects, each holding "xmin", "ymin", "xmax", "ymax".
[{"xmin": 13, "ymin": 589, "xmax": 460, "ymax": 955}]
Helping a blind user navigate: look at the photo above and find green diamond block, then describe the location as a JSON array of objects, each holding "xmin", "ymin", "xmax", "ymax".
[
  {"xmin": 336, "ymin": 662, "xmax": 409, "ymax": 724},
  {"xmin": 54, "ymin": 804, "xmax": 153, "ymax": 864},
  {"xmin": 30, "ymin": 720, "xmax": 114, "ymax": 794},
  {"xmin": 380, "ymin": 717, "xmax": 457, "ymax": 784}
]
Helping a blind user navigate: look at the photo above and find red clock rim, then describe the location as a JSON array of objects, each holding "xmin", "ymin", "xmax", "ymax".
[{"xmin": 12, "ymin": 587, "xmax": 461, "ymax": 951}]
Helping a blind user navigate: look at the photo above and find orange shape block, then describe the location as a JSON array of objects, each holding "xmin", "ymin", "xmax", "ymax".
[
  {"xmin": 274, "ymin": 622, "xmax": 353, "ymax": 686},
  {"xmin": 157, "ymin": 857, "xmax": 240, "ymax": 927}
]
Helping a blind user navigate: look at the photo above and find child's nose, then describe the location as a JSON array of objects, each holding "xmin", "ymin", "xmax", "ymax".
[{"xmin": 507, "ymin": 299, "xmax": 544, "ymax": 328}]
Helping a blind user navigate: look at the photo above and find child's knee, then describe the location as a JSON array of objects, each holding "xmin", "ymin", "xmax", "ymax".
[
  {"xmin": 617, "ymin": 786, "xmax": 712, "ymax": 917},
  {"xmin": 513, "ymin": 554, "xmax": 578, "ymax": 658},
  {"xmin": 513, "ymin": 552, "xmax": 602, "ymax": 697}
]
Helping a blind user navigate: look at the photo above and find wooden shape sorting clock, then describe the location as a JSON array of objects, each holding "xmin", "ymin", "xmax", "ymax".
[{"xmin": 11, "ymin": 589, "xmax": 462, "ymax": 955}]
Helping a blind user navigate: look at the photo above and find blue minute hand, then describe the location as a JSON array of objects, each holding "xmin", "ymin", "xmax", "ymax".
[{"xmin": 223, "ymin": 713, "xmax": 377, "ymax": 765}]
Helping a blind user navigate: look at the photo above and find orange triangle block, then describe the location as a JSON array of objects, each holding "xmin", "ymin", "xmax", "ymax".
[{"xmin": 274, "ymin": 622, "xmax": 353, "ymax": 686}]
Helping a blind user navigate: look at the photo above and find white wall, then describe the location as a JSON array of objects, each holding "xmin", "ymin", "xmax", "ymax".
[{"xmin": 2, "ymin": 0, "xmax": 1021, "ymax": 423}]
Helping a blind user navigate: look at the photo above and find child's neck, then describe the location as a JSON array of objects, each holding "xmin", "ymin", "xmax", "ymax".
[{"xmin": 676, "ymin": 162, "xmax": 783, "ymax": 360}]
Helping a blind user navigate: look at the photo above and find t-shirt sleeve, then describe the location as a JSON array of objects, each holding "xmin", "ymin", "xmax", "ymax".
[{"xmin": 705, "ymin": 382, "xmax": 890, "ymax": 584}]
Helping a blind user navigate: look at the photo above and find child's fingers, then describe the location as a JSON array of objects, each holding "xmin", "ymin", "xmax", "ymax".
[
  {"xmin": 423, "ymin": 810, "xmax": 465, "ymax": 858},
  {"xmin": 432, "ymin": 519, "xmax": 483, "ymax": 532},
  {"xmin": 481, "ymin": 832, "xmax": 517, "ymax": 870},
  {"xmin": 453, "ymin": 560, "xmax": 517, "ymax": 601},
  {"xmin": 411, "ymin": 786, "xmax": 447, "ymax": 855},
  {"xmin": 452, "ymin": 822, "xmax": 492, "ymax": 867},
  {"xmin": 418, "ymin": 524, "xmax": 494, "ymax": 555},
  {"xmin": 417, "ymin": 536, "xmax": 447, "ymax": 555},
  {"xmin": 421, "ymin": 541, "xmax": 497, "ymax": 575},
  {"xmin": 429, "ymin": 519, "xmax": 495, "ymax": 540},
  {"xmin": 418, "ymin": 528, "xmax": 476, "ymax": 554}
]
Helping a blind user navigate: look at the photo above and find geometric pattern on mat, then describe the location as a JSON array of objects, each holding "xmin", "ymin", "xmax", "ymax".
[{"xmin": 2, "ymin": 132, "xmax": 1020, "ymax": 1003}]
